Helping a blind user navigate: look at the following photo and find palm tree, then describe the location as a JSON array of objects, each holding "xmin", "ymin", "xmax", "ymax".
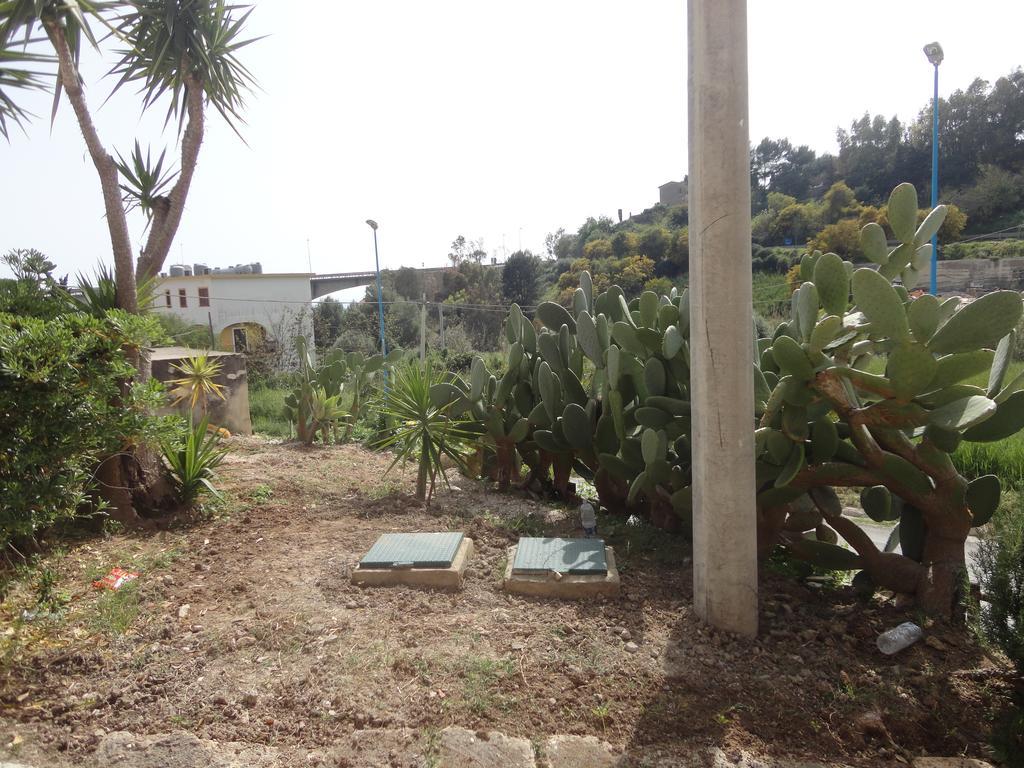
[{"xmin": 0, "ymin": 1, "xmax": 258, "ymax": 311}]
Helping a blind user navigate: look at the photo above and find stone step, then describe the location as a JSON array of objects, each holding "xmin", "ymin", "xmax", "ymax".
[{"xmin": 76, "ymin": 729, "xmax": 994, "ymax": 768}]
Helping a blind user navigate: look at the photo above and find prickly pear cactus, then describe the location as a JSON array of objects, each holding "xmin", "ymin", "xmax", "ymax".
[
  {"xmin": 758, "ymin": 183, "xmax": 1024, "ymax": 615},
  {"xmin": 284, "ymin": 339, "xmax": 402, "ymax": 444},
  {"xmin": 448, "ymin": 271, "xmax": 695, "ymax": 528},
  {"xmin": 451, "ymin": 181, "xmax": 1022, "ymax": 618}
]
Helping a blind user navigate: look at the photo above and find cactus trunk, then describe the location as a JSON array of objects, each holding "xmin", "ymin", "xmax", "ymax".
[{"xmin": 915, "ymin": 507, "xmax": 972, "ymax": 617}]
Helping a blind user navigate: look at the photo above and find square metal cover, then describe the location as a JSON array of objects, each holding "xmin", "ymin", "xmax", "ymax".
[
  {"xmin": 512, "ymin": 537, "xmax": 607, "ymax": 575},
  {"xmin": 359, "ymin": 532, "xmax": 465, "ymax": 570}
]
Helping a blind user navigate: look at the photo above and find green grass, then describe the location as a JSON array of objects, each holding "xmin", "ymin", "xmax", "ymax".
[
  {"xmin": 88, "ymin": 581, "xmax": 141, "ymax": 635},
  {"xmin": 954, "ymin": 436, "xmax": 1024, "ymax": 490},
  {"xmin": 458, "ymin": 656, "xmax": 516, "ymax": 715},
  {"xmin": 752, "ymin": 272, "xmax": 790, "ymax": 323},
  {"xmin": 249, "ymin": 385, "xmax": 291, "ymax": 437}
]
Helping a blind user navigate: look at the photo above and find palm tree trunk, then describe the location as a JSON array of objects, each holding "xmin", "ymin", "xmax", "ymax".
[
  {"xmin": 46, "ymin": 23, "xmax": 137, "ymax": 314},
  {"xmin": 136, "ymin": 64, "xmax": 204, "ymax": 282}
]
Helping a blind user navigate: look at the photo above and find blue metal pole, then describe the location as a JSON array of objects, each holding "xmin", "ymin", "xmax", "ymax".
[
  {"xmin": 930, "ymin": 62, "xmax": 939, "ymax": 295},
  {"xmin": 372, "ymin": 228, "xmax": 387, "ymax": 355}
]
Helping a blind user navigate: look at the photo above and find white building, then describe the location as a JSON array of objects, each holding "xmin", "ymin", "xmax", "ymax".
[{"xmin": 153, "ymin": 267, "xmax": 315, "ymax": 356}]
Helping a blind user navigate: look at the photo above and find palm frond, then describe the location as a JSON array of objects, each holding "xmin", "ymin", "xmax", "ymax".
[
  {"xmin": 170, "ymin": 353, "xmax": 225, "ymax": 410},
  {"xmin": 107, "ymin": 0, "xmax": 260, "ymax": 135},
  {"xmin": 0, "ymin": 45, "xmax": 50, "ymax": 138},
  {"xmin": 71, "ymin": 262, "xmax": 158, "ymax": 315},
  {"xmin": 114, "ymin": 138, "xmax": 178, "ymax": 216},
  {"xmin": 0, "ymin": 1, "xmax": 116, "ymax": 126}
]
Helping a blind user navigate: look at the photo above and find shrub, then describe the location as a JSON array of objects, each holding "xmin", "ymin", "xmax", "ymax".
[
  {"xmin": 976, "ymin": 500, "xmax": 1024, "ymax": 674},
  {"xmin": 0, "ymin": 311, "xmax": 163, "ymax": 549},
  {"xmin": 374, "ymin": 362, "xmax": 474, "ymax": 502},
  {"xmin": 808, "ymin": 219, "xmax": 862, "ymax": 260},
  {"xmin": 160, "ymin": 417, "xmax": 228, "ymax": 508},
  {"xmin": 942, "ymin": 239, "xmax": 1024, "ymax": 261},
  {"xmin": 154, "ymin": 312, "xmax": 212, "ymax": 348}
]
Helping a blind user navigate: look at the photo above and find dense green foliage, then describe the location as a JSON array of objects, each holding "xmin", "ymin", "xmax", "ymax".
[
  {"xmin": 975, "ymin": 497, "xmax": 1024, "ymax": 764},
  {"xmin": 977, "ymin": 500, "xmax": 1024, "ymax": 673},
  {"xmin": 0, "ymin": 309, "xmax": 163, "ymax": 548},
  {"xmin": 751, "ymin": 69, "xmax": 1024, "ymax": 233},
  {"xmin": 942, "ymin": 239, "xmax": 1024, "ymax": 261},
  {"xmin": 284, "ymin": 338, "xmax": 403, "ymax": 444}
]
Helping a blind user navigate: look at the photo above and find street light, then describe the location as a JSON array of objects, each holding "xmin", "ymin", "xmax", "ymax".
[
  {"xmin": 924, "ymin": 42, "xmax": 943, "ymax": 295},
  {"xmin": 366, "ymin": 219, "xmax": 387, "ymax": 355}
]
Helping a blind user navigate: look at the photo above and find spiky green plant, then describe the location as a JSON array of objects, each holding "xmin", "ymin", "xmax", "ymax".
[
  {"xmin": 71, "ymin": 263, "xmax": 158, "ymax": 315},
  {"xmin": 284, "ymin": 337, "xmax": 402, "ymax": 445},
  {"xmin": 169, "ymin": 353, "xmax": 226, "ymax": 422},
  {"xmin": 374, "ymin": 361, "xmax": 474, "ymax": 503},
  {"xmin": 161, "ymin": 416, "xmax": 227, "ymax": 507}
]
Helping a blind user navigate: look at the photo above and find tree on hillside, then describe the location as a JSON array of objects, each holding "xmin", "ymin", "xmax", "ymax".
[
  {"xmin": 393, "ymin": 266, "xmax": 423, "ymax": 300},
  {"xmin": 447, "ymin": 235, "xmax": 487, "ymax": 267},
  {"xmin": 0, "ymin": 1, "xmax": 258, "ymax": 311},
  {"xmin": 821, "ymin": 181, "xmax": 860, "ymax": 224},
  {"xmin": 313, "ymin": 297, "xmax": 344, "ymax": 348},
  {"xmin": 502, "ymin": 250, "xmax": 541, "ymax": 310},
  {"xmin": 543, "ymin": 228, "xmax": 565, "ymax": 259}
]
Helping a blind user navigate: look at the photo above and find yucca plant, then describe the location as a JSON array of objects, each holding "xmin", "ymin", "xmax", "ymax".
[
  {"xmin": 170, "ymin": 353, "xmax": 226, "ymax": 423},
  {"xmin": 71, "ymin": 263, "xmax": 158, "ymax": 315},
  {"xmin": 374, "ymin": 362, "xmax": 474, "ymax": 504},
  {"xmin": 161, "ymin": 416, "xmax": 227, "ymax": 507}
]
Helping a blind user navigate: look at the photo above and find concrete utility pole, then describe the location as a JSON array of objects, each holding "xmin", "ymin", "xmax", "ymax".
[
  {"xmin": 687, "ymin": 0, "xmax": 758, "ymax": 637},
  {"xmin": 420, "ymin": 293, "xmax": 427, "ymax": 362}
]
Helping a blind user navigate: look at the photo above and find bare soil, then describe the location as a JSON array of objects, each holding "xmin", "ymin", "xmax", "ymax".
[{"xmin": 0, "ymin": 437, "xmax": 1015, "ymax": 766}]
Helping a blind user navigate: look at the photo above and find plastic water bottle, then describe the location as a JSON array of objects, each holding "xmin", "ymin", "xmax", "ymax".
[
  {"xmin": 876, "ymin": 622, "xmax": 923, "ymax": 655},
  {"xmin": 580, "ymin": 502, "xmax": 597, "ymax": 537}
]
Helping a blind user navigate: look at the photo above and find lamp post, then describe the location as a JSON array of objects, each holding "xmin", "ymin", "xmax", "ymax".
[
  {"xmin": 365, "ymin": 219, "xmax": 387, "ymax": 355},
  {"xmin": 924, "ymin": 41, "xmax": 943, "ymax": 295}
]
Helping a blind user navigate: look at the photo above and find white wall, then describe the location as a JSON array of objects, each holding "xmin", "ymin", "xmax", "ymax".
[{"xmin": 153, "ymin": 273, "xmax": 314, "ymax": 357}]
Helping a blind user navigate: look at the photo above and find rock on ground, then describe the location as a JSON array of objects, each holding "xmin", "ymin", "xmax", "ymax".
[
  {"xmin": 90, "ymin": 731, "xmax": 345, "ymax": 768},
  {"xmin": 544, "ymin": 734, "xmax": 620, "ymax": 767},
  {"xmin": 71, "ymin": 730, "xmax": 992, "ymax": 768},
  {"xmin": 437, "ymin": 727, "xmax": 536, "ymax": 768}
]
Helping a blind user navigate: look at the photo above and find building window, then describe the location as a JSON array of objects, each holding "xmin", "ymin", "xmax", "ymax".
[
  {"xmin": 198, "ymin": 287, "xmax": 210, "ymax": 307},
  {"xmin": 164, "ymin": 290, "xmax": 171, "ymax": 308},
  {"xmin": 178, "ymin": 288, "xmax": 187, "ymax": 308}
]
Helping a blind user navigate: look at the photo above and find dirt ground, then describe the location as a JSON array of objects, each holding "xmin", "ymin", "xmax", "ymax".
[{"xmin": 0, "ymin": 437, "xmax": 1016, "ymax": 767}]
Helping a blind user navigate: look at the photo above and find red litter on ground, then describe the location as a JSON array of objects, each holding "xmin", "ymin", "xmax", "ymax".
[{"xmin": 92, "ymin": 567, "xmax": 139, "ymax": 591}]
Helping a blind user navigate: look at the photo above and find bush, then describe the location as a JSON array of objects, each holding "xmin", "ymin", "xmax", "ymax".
[
  {"xmin": 160, "ymin": 417, "xmax": 228, "ymax": 507},
  {"xmin": 154, "ymin": 312, "xmax": 212, "ymax": 348},
  {"xmin": 977, "ymin": 500, "xmax": 1024, "ymax": 674},
  {"xmin": 808, "ymin": 219, "xmax": 863, "ymax": 260},
  {"xmin": 942, "ymin": 239, "xmax": 1024, "ymax": 261},
  {"xmin": 0, "ymin": 311, "xmax": 163, "ymax": 549}
]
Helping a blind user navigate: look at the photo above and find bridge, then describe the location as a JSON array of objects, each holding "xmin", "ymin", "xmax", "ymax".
[{"xmin": 310, "ymin": 262, "xmax": 502, "ymax": 299}]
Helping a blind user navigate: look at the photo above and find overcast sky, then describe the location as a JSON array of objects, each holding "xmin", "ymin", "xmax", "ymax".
[{"xmin": 2, "ymin": 0, "xmax": 1023, "ymax": 283}]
